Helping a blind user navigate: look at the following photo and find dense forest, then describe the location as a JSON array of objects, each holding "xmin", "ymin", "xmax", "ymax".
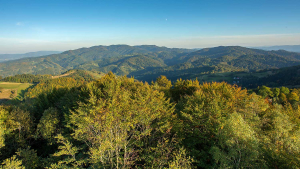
[
  {"xmin": 2, "ymin": 70, "xmax": 104, "ymax": 84},
  {"xmin": 1, "ymin": 72, "xmax": 300, "ymax": 168},
  {"xmin": 239, "ymin": 64, "xmax": 300, "ymax": 88}
]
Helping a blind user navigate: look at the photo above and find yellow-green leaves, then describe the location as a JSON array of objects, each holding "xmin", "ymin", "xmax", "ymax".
[
  {"xmin": 68, "ymin": 73, "xmax": 175, "ymax": 168},
  {"xmin": 168, "ymin": 147, "xmax": 194, "ymax": 169},
  {"xmin": 36, "ymin": 107, "xmax": 59, "ymax": 143},
  {"xmin": 0, "ymin": 107, "xmax": 8, "ymax": 149},
  {"xmin": 16, "ymin": 147, "xmax": 40, "ymax": 169},
  {"xmin": 210, "ymin": 112, "xmax": 261, "ymax": 168},
  {"xmin": 0, "ymin": 156, "xmax": 24, "ymax": 169},
  {"xmin": 51, "ymin": 134, "xmax": 83, "ymax": 168}
]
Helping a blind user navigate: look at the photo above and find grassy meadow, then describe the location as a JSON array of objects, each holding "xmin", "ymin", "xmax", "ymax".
[{"xmin": 0, "ymin": 82, "xmax": 34, "ymax": 102}]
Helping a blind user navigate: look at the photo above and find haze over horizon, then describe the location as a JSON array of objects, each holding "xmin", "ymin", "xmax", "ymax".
[{"xmin": 1, "ymin": 0, "xmax": 300, "ymax": 54}]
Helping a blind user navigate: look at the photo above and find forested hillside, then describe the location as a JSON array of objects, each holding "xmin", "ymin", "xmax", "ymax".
[
  {"xmin": 1, "ymin": 73, "xmax": 300, "ymax": 168},
  {"xmin": 240, "ymin": 65, "xmax": 300, "ymax": 88},
  {"xmin": 199, "ymin": 64, "xmax": 300, "ymax": 89},
  {"xmin": 1, "ymin": 69, "xmax": 104, "ymax": 83},
  {"xmin": 1, "ymin": 45, "xmax": 300, "ymax": 83},
  {"xmin": 0, "ymin": 45, "xmax": 194, "ymax": 77},
  {"xmin": 131, "ymin": 46, "xmax": 300, "ymax": 82}
]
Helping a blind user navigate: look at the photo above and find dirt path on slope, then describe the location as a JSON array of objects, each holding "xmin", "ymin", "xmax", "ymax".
[{"xmin": 52, "ymin": 71, "xmax": 75, "ymax": 79}]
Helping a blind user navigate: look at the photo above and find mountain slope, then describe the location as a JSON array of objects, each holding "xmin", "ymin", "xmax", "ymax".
[
  {"xmin": 1, "ymin": 45, "xmax": 300, "ymax": 83},
  {"xmin": 0, "ymin": 51, "xmax": 61, "ymax": 62},
  {"xmin": 132, "ymin": 46, "xmax": 300, "ymax": 82},
  {"xmin": 0, "ymin": 45, "xmax": 193, "ymax": 77},
  {"xmin": 76, "ymin": 54, "xmax": 167, "ymax": 76},
  {"xmin": 239, "ymin": 65, "xmax": 300, "ymax": 88}
]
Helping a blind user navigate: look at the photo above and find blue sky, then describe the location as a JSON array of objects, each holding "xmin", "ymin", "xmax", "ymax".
[{"xmin": 0, "ymin": 0, "xmax": 300, "ymax": 53}]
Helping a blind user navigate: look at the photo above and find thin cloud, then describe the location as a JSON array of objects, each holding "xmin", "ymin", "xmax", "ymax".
[
  {"xmin": 31, "ymin": 27, "xmax": 45, "ymax": 32},
  {"xmin": 16, "ymin": 22, "xmax": 23, "ymax": 26}
]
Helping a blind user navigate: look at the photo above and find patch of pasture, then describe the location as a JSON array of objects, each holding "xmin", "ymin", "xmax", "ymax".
[{"xmin": 0, "ymin": 82, "xmax": 34, "ymax": 101}]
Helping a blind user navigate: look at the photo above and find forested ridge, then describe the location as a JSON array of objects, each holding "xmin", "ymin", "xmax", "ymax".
[
  {"xmin": 1, "ymin": 72, "xmax": 300, "ymax": 168},
  {"xmin": 1, "ymin": 45, "xmax": 300, "ymax": 83}
]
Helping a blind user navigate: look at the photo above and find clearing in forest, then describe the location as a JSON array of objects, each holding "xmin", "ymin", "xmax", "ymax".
[{"xmin": 0, "ymin": 82, "xmax": 33, "ymax": 102}]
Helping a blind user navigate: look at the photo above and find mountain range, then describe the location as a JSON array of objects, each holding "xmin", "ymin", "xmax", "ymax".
[
  {"xmin": 254, "ymin": 45, "xmax": 300, "ymax": 53},
  {"xmin": 0, "ymin": 51, "xmax": 62, "ymax": 62},
  {"xmin": 1, "ymin": 45, "xmax": 300, "ymax": 83}
]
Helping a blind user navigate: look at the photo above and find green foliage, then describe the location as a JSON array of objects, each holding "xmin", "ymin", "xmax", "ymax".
[
  {"xmin": 36, "ymin": 108, "xmax": 60, "ymax": 143},
  {"xmin": 0, "ymin": 106, "xmax": 34, "ymax": 162},
  {"xmin": 170, "ymin": 78, "xmax": 200, "ymax": 102},
  {"xmin": 0, "ymin": 156, "xmax": 24, "ymax": 169},
  {"xmin": 288, "ymin": 92, "xmax": 299, "ymax": 102},
  {"xmin": 0, "ymin": 128, "xmax": 4, "ymax": 150},
  {"xmin": 254, "ymin": 86, "xmax": 300, "ymax": 108},
  {"xmin": 152, "ymin": 75, "xmax": 173, "ymax": 98},
  {"xmin": 68, "ymin": 73, "xmax": 175, "ymax": 168},
  {"xmin": 0, "ymin": 107, "xmax": 8, "ymax": 150},
  {"xmin": 3, "ymin": 74, "xmax": 52, "ymax": 83},
  {"xmin": 168, "ymin": 147, "xmax": 194, "ymax": 169},
  {"xmin": 210, "ymin": 112, "xmax": 262, "ymax": 168},
  {"xmin": 4, "ymin": 107, "xmax": 32, "ymax": 143},
  {"xmin": 258, "ymin": 85, "xmax": 274, "ymax": 98},
  {"xmin": 260, "ymin": 105, "xmax": 300, "ymax": 168},
  {"xmin": 176, "ymin": 82, "xmax": 268, "ymax": 167},
  {"xmin": 155, "ymin": 75, "xmax": 172, "ymax": 88},
  {"xmin": 281, "ymin": 86, "xmax": 290, "ymax": 95},
  {"xmin": 16, "ymin": 147, "xmax": 40, "ymax": 169},
  {"xmin": 25, "ymin": 77, "xmax": 83, "ymax": 98},
  {"xmin": 279, "ymin": 92, "xmax": 288, "ymax": 103},
  {"xmin": 50, "ymin": 134, "xmax": 84, "ymax": 168},
  {"xmin": 272, "ymin": 87, "xmax": 280, "ymax": 97},
  {"xmin": 63, "ymin": 69, "xmax": 103, "ymax": 81},
  {"xmin": 1, "ymin": 72, "xmax": 300, "ymax": 168}
]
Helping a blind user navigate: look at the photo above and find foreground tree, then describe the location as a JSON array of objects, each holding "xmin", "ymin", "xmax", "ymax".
[
  {"xmin": 2, "ymin": 73, "xmax": 300, "ymax": 168},
  {"xmin": 51, "ymin": 73, "xmax": 191, "ymax": 168},
  {"xmin": 176, "ymin": 82, "xmax": 268, "ymax": 168}
]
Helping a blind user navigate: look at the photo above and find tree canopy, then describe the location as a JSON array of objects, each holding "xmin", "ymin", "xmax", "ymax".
[{"xmin": 0, "ymin": 72, "xmax": 300, "ymax": 168}]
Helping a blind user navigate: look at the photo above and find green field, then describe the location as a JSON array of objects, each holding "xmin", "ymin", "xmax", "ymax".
[
  {"xmin": 0, "ymin": 82, "xmax": 33, "ymax": 93},
  {"xmin": 0, "ymin": 82, "xmax": 34, "ymax": 101}
]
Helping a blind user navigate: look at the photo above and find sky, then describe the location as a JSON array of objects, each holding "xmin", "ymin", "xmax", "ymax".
[{"xmin": 0, "ymin": 0, "xmax": 300, "ymax": 53}]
